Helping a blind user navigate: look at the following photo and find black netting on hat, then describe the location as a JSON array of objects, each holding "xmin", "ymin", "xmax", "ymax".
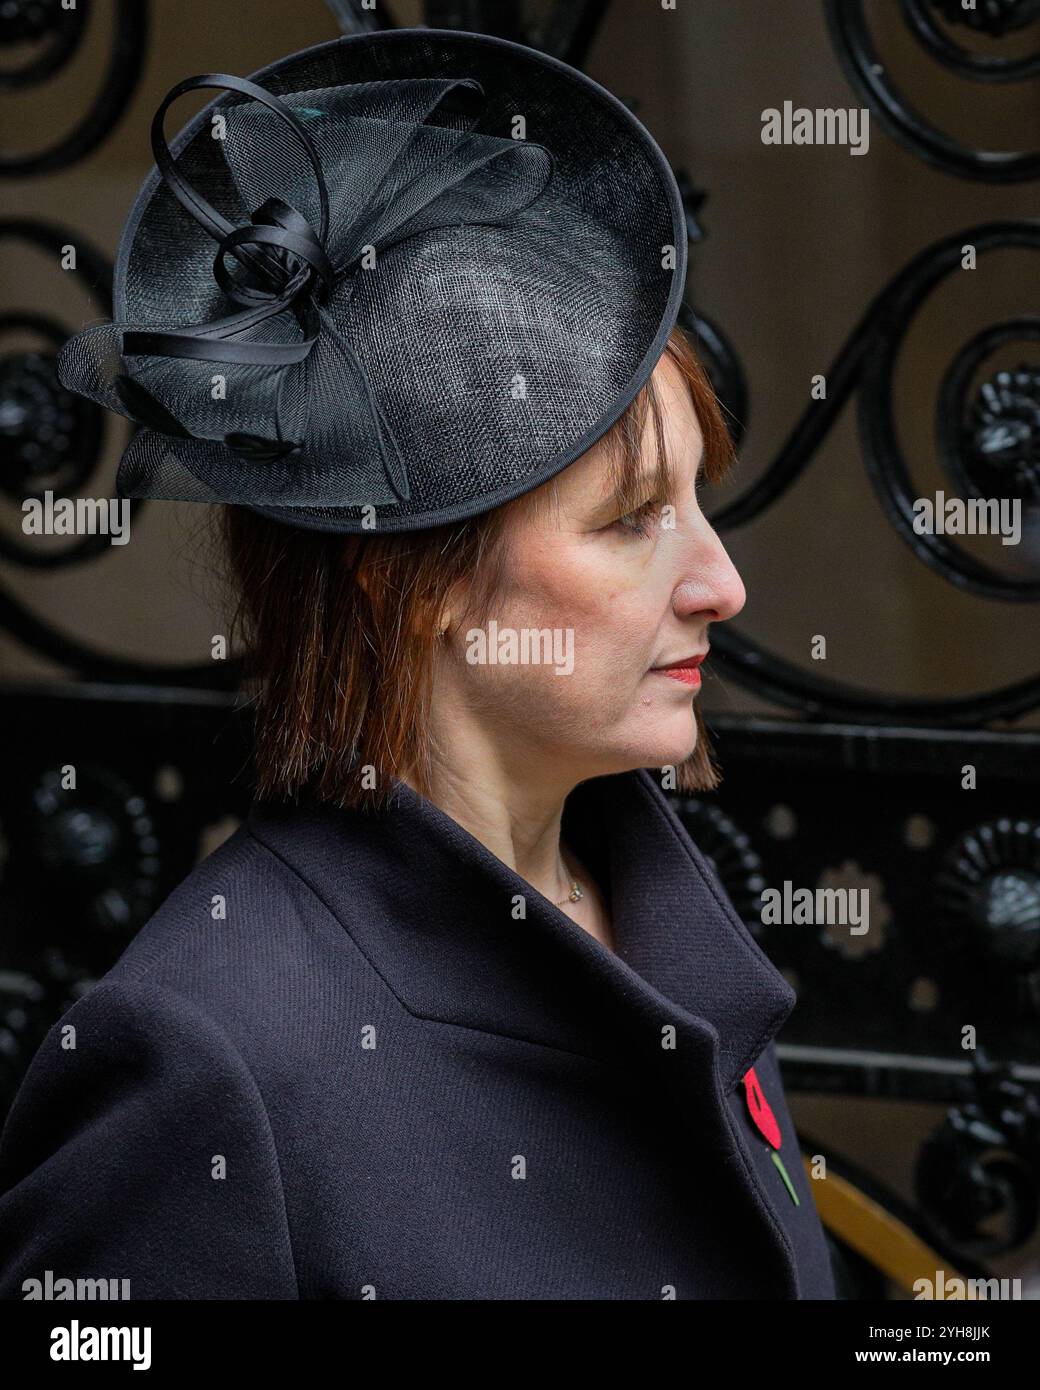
[{"xmin": 58, "ymin": 30, "xmax": 686, "ymax": 531}]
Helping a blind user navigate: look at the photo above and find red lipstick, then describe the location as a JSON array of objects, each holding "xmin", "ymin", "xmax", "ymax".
[{"xmin": 651, "ymin": 651, "xmax": 707, "ymax": 689}]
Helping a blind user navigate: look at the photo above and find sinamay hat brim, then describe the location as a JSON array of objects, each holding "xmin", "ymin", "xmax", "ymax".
[{"xmin": 58, "ymin": 28, "xmax": 688, "ymax": 533}]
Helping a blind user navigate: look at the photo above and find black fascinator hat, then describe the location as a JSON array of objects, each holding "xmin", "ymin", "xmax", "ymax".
[{"xmin": 58, "ymin": 28, "xmax": 687, "ymax": 533}]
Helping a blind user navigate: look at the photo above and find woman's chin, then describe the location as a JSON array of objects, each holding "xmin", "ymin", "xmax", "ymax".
[
  {"xmin": 648, "ymin": 714, "xmax": 700, "ymax": 765},
  {"xmin": 594, "ymin": 725, "xmax": 699, "ymax": 777}
]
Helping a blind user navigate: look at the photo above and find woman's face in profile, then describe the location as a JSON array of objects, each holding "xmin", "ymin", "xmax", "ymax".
[{"xmin": 442, "ymin": 350, "xmax": 747, "ymax": 783}]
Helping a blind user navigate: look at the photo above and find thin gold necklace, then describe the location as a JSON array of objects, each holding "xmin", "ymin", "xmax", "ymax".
[{"xmin": 553, "ymin": 853, "xmax": 584, "ymax": 907}]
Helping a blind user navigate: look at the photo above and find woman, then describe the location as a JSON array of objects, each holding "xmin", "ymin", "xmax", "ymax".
[{"xmin": 0, "ymin": 29, "xmax": 836, "ymax": 1300}]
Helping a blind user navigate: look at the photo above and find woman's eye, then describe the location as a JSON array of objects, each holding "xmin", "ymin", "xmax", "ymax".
[{"xmin": 613, "ymin": 499, "xmax": 659, "ymax": 535}]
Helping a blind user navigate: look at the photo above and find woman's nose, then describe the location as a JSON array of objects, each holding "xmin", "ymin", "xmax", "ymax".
[{"xmin": 673, "ymin": 528, "xmax": 746, "ymax": 623}]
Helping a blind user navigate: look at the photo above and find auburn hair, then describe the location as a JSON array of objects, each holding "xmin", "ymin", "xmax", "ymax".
[{"xmin": 219, "ymin": 323, "xmax": 736, "ymax": 811}]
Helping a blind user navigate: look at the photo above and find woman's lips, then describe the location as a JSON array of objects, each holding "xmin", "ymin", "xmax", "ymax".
[
  {"xmin": 658, "ymin": 665, "xmax": 702, "ymax": 688},
  {"xmin": 650, "ymin": 653, "xmax": 706, "ymax": 689}
]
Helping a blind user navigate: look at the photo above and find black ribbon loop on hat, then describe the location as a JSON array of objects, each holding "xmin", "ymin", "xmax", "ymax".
[
  {"xmin": 214, "ymin": 197, "xmax": 335, "ymax": 308},
  {"xmin": 122, "ymin": 74, "xmax": 334, "ymax": 368},
  {"xmin": 148, "ymin": 73, "xmax": 330, "ymax": 266}
]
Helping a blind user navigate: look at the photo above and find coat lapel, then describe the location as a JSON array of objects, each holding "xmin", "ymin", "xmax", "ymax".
[{"xmin": 563, "ymin": 768, "xmax": 796, "ymax": 1089}]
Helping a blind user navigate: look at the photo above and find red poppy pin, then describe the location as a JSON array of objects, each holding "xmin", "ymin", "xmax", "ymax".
[
  {"xmin": 742, "ymin": 1066, "xmax": 782, "ymax": 1148},
  {"xmin": 742, "ymin": 1066, "xmax": 799, "ymax": 1207}
]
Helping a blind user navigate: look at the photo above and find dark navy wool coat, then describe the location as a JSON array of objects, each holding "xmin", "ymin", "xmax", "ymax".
[{"xmin": 0, "ymin": 769, "xmax": 837, "ymax": 1300}]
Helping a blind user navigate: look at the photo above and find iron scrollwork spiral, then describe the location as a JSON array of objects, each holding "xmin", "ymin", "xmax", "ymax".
[
  {"xmin": 858, "ymin": 223, "xmax": 1040, "ymax": 603},
  {"xmin": 0, "ymin": 0, "xmax": 87, "ymax": 91},
  {"xmin": 825, "ymin": 0, "xmax": 1040, "ymax": 182},
  {"xmin": 0, "ymin": 0, "xmax": 149, "ymax": 178},
  {"xmin": 0, "ymin": 217, "xmax": 119, "ymax": 567},
  {"xmin": 938, "ymin": 323, "xmax": 1040, "ymax": 509},
  {"xmin": 706, "ymin": 219, "xmax": 1040, "ymax": 728}
]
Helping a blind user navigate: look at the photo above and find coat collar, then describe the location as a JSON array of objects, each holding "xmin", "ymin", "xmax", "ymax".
[{"xmin": 246, "ymin": 767, "xmax": 796, "ymax": 1094}]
